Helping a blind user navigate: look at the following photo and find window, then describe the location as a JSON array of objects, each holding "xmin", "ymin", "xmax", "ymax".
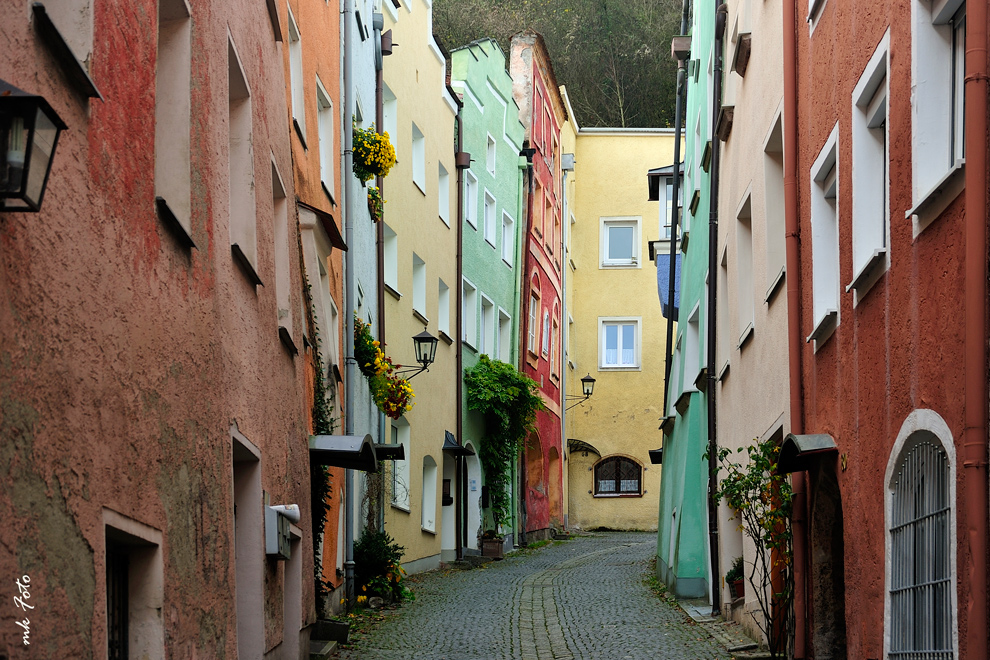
[
  {"xmin": 412, "ymin": 254, "xmax": 426, "ymax": 318},
  {"xmin": 594, "ymin": 456, "xmax": 642, "ymax": 496},
  {"xmin": 391, "ymin": 419, "xmax": 411, "ymax": 509},
  {"xmin": 383, "ymin": 84, "xmax": 397, "ymax": 148},
  {"xmin": 501, "ymin": 212, "xmax": 515, "ymax": 265},
  {"xmin": 481, "ymin": 296, "xmax": 495, "ymax": 357},
  {"xmin": 411, "ymin": 123, "xmax": 425, "ymax": 192},
  {"xmin": 600, "ymin": 217, "xmax": 641, "ymax": 268},
  {"xmin": 764, "ymin": 114, "xmax": 786, "ymax": 297},
  {"xmin": 287, "ymin": 8, "xmax": 305, "ymax": 139},
  {"xmin": 438, "ymin": 280, "xmax": 450, "ymax": 337},
  {"xmin": 462, "ymin": 278, "xmax": 478, "ymax": 347},
  {"xmin": 910, "ymin": 0, "xmax": 966, "ymax": 220},
  {"xmin": 104, "ymin": 511, "xmax": 163, "ymax": 660},
  {"xmin": 465, "ymin": 171, "xmax": 479, "ymax": 228},
  {"xmin": 541, "ymin": 310, "xmax": 550, "ymax": 356},
  {"xmin": 316, "ymin": 77, "xmax": 334, "ymax": 197},
  {"xmin": 808, "ymin": 126, "xmax": 839, "ymax": 345},
  {"xmin": 155, "ymin": 0, "xmax": 192, "ymax": 240},
  {"xmin": 850, "ymin": 33, "xmax": 889, "ymax": 294},
  {"xmin": 736, "ymin": 195, "xmax": 755, "ymax": 344},
  {"xmin": 600, "ymin": 318, "xmax": 640, "ymax": 369},
  {"xmin": 272, "ymin": 163, "xmax": 292, "ymax": 342},
  {"xmin": 228, "ymin": 38, "xmax": 259, "ymax": 284},
  {"xmin": 498, "ymin": 309, "xmax": 511, "ymax": 362},
  {"xmin": 717, "ymin": 249, "xmax": 730, "ymax": 377},
  {"xmin": 657, "ymin": 175, "xmax": 682, "ymax": 240},
  {"xmin": 484, "ymin": 192, "xmax": 496, "ymax": 246},
  {"xmin": 438, "ymin": 164, "xmax": 450, "ymax": 224},
  {"xmin": 528, "ymin": 293, "xmax": 540, "ymax": 354},
  {"xmin": 383, "ymin": 223, "xmax": 398, "ymax": 290},
  {"xmin": 886, "ymin": 414, "xmax": 957, "ymax": 660},
  {"xmin": 422, "ymin": 456, "xmax": 438, "ymax": 532},
  {"xmin": 486, "ymin": 134, "xmax": 496, "ymax": 174},
  {"xmin": 684, "ymin": 303, "xmax": 701, "ymax": 390},
  {"xmin": 551, "ymin": 315, "xmax": 559, "ymax": 378}
]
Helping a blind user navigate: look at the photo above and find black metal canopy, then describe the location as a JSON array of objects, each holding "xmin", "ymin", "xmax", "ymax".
[
  {"xmin": 777, "ymin": 433, "xmax": 838, "ymax": 474},
  {"xmin": 309, "ymin": 434, "xmax": 377, "ymax": 472},
  {"xmin": 441, "ymin": 431, "xmax": 475, "ymax": 456}
]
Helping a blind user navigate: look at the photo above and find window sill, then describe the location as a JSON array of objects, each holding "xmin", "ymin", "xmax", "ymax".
[
  {"xmin": 737, "ymin": 322, "xmax": 754, "ymax": 349},
  {"xmin": 717, "ymin": 360, "xmax": 730, "ymax": 382},
  {"xmin": 593, "ymin": 493, "xmax": 644, "ymax": 498},
  {"xmin": 439, "ymin": 215, "xmax": 450, "ymax": 227},
  {"xmin": 391, "ymin": 502, "xmax": 410, "ymax": 514},
  {"xmin": 486, "ymin": 238, "xmax": 497, "ymax": 249},
  {"xmin": 846, "ymin": 248, "xmax": 887, "ymax": 298},
  {"xmin": 232, "ymin": 244, "xmax": 263, "ymax": 286},
  {"xmin": 293, "ymin": 118, "xmax": 308, "ymax": 150},
  {"xmin": 463, "ymin": 340, "xmax": 478, "ymax": 354},
  {"xmin": 279, "ymin": 325, "xmax": 298, "ymax": 357},
  {"xmin": 155, "ymin": 197, "xmax": 196, "ymax": 249},
  {"xmin": 413, "ymin": 180, "xmax": 426, "ymax": 196},
  {"xmin": 806, "ymin": 309, "xmax": 838, "ymax": 348},
  {"xmin": 503, "ymin": 258, "xmax": 513, "ymax": 269},
  {"xmin": 907, "ymin": 159, "xmax": 965, "ymax": 235},
  {"xmin": 413, "ymin": 309, "xmax": 430, "ymax": 326},
  {"xmin": 765, "ymin": 267, "xmax": 785, "ymax": 305},
  {"xmin": 385, "ymin": 283, "xmax": 402, "ymax": 300},
  {"xmin": 33, "ymin": 3, "xmax": 103, "ymax": 100},
  {"xmin": 599, "ymin": 262, "xmax": 641, "ymax": 270},
  {"xmin": 674, "ymin": 389, "xmax": 693, "ymax": 415},
  {"xmin": 438, "ymin": 330, "xmax": 453, "ymax": 345},
  {"xmin": 322, "ymin": 181, "xmax": 336, "ymax": 208},
  {"xmin": 421, "ymin": 527, "xmax": 436, "ymax": 536},
  {"xmin": 598, "ymin": 365, "xmax": 641, "ymax": 372},
  {"xmin": 466, "ymin": 219, "xmax": 478, "ymax": 230}
]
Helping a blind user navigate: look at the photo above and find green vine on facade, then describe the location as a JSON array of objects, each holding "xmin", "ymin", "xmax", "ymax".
[
  {"xmin": 464, "ymin": 355, "xmax": 545, "ymax": 532},
  {"xmin": 712, "ymin": 437, "xmax": 794, "ymax": 659}
]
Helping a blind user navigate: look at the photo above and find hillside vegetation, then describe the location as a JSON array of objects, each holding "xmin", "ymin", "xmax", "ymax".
[{"xmin": 433, "ymin": 0, "xmax": 683, "ymax": 128}]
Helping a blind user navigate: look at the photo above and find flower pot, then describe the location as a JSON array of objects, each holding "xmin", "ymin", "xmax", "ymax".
[
  {"xmin": 481, "ymin": 537, "xmax": 504, "ymax": 559},
  {"xmin": 729, "ymin": 578, "xmax": 745, "ymax": 599}
]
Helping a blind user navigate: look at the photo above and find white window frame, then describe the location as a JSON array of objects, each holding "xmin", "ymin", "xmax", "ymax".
[
  {"xmin": 391, "ymin": 419, "xmax": 411, "ymax": 510},
  {"xmin": 501, "ymin": 212, "xmax": 515, "ymax": 266},
  {"xmin": 497, "ymin": 308, "xmax": 511, "ymax": 362},
  {"xmin": 383, "ymin": 84, "xmax": 398, "ymax": 148},
  {"xmin": 657, "ymin": 175, "xmax": 681, "ymax": 241},
  {"xmin": 849, "ymin": 32, "xmax": 890, "ymax": 297},
  {"xmin": 422, "ymin": 456, "xmax": 438, "ymax": 532},
  {"xmin": 763, "ymin": 112, "xmax": 787, "ymax": 299},
  {"xmin": 465, "ymin": 171, "xmax": 479, "ymax": 228},
  {"xmin": 884, "ymin": 409, "xmax": 959, "ymax": 660},
  {"xmin": 462, "ymin": 278, "xmax": 478, "ymax": 348},
  {"xmin": 807, "ymin": 124, "xmax": 840, "ymax": 347},
  {"xmin": 541, "ymin": 310, "xmax": 550, "ymax": 357},
  {"xmin": 411, "ymin": 123, "xmax": 425, "ymax": 193},
  {"xmin": 528, "ymin": 293, "xmax": 540, "ymax": 354},
  {"xmin": 228, "ymin": 37, "xmax": 258, "ymax": 280},
  {"xmin": 438, "ymin": 164, "xmax": 450, "ymax": 225},
  {"xmin": 437, "ymin": 279, "xmax": 450, "ymax": 337},
  {"xmin": 412, "ymin": 253, "xmax": 427, "ymax": 318},
  {"xmin": 735, "ymin": 193, "xmax": 755, "ymax": 346},
  {"xmin": 480, "ymin": 295, "xmax": 496, "ymax": 357},
  {"xmin": 287, "ymin": 8, "xmax": 305, "ymax": 138},
  {"xmin": 684, "ymin": 303, "xmax": 701, "ymax": 391},
  {"xmin": 600, "ymin": 216, "xmax": 641, "ymax": 268},
  {"xmin": 483, "ymin": 191, "xmax": 497, "ymax": 246},
  {"xmin": 316, "ymin": 76, "xmax": 335, "ymax": 198},
  {"xmin": 383, "ymin": 223, "xmax": 398, "ymax": 291},
  {"xmin": 155, "ymin": 0, "xmax": 192, "ymax": 239},
  {"xmin": 599, "ymin": 317, "xmax": 641, "ymax": 370},
  {"xmin": 486, "ymin": 134, "xmax": 496, "ymax": 174}
]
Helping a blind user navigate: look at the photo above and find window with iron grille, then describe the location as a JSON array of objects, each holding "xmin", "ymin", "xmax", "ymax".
[
  {"xmin": 594, "ymin": 456, "xmax": 642, "ymax": 496},
  {"xmin": 888, "ymin": 438, "xmax": 953, "ymax": 659},
  {"xmin": 106, "ymin": 544, "xmax": 129, "ymax": 660}
]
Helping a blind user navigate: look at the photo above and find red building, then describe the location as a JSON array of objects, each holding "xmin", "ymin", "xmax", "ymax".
[
  {"xmin": 510, "ymin": 31, "xmax": 567, "ymax": 540},
  {"xmin": 785, "ymin": 0, "xmax": 988, "ymax": 657}
]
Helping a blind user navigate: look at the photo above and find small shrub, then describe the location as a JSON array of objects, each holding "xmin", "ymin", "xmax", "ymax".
[{"xmin": 354, "ymin": 528, "xmax": 410, "ymax": 603}]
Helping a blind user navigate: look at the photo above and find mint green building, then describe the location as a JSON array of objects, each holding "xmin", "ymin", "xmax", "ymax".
[
  {"xmin": 657, "ymin": 10, "xmax": 716, "ymax": 598},
  {"xmin": 450, "ymin": 39, "xmax": 526, "ymax": 555}
]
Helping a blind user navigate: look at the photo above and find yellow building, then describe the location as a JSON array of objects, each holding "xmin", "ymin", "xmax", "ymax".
[
  {"xmin": 379, "ymin": 0, "xmax": 459, "ymax": 573},
  {"xmin": 563, "ymin": 103, "xmax": 677, "ymax": 531}
]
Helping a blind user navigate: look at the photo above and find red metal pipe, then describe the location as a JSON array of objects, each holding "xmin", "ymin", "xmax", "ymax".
[
  {"xmin": 962, "ymin": 1, "xmax": 988, "ymax": 655},
  {"xmin": 781, "ymin": 0, "xmax": 807, "ymax": 654}
]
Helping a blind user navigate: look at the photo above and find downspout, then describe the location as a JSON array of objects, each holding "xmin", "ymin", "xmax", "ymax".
[
  {"xmin": 559, "ymin": 154, "xmax": 575, "ymax": 531},
  {"xmin": 781, "ymin": 0, "xmax": 807, "ymax": 651},
  {"xmin": 342, "ymin": 0, "xmax": 356, "ymax": 608},
  {"xmin": 374, "ymin": 14, "xmax": 387, "ymax": 532},
  {"xmin": 455, "ymin": 111, "xmax": 469, "ymax": 560},
  {"xmin": 962, "ymin": 1, "xmax": 989, "ymax": 656},
  {"xmin": 706, "ymin": 1, "xmax": 727, "ymax": 618},
  {"xmin": 663, "ymin": 0, "xmax": 691, "ymax": 413},
  {"xmin": 518, "ymin": 145, "xmax": 536, "ymax": 545},
  {"xmin": 511, "ymin": 156, "xmax": 527, "ymax": 542}
]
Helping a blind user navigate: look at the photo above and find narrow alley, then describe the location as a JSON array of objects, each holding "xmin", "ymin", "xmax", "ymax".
[{"xmin": 338, "ymin": 533, "xmax": 738, "ymax": 660}]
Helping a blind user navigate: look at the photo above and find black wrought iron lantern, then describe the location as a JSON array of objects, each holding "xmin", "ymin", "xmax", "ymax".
[
  {"xmin": 580, "ymin": 373, "xmax": 596, "ymax": 397},
  {"xmin": 412, "ymin": 329, "xmax": 439, "ymax": 369},
  {"xmin": 0, "ymin": 79, "xmax": 67, "ymax": 212}
]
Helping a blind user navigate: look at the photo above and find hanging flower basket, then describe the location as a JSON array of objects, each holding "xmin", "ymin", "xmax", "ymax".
[
  {"xmin": 354, "ymin": 315, "xmax": 414, "ymax": 419},
  {"xmin": 353, "ymin": 124, "xmax": 396, "ymax": 183},
  {"xmin": 367, "ymin": 186, "xmax": 385, "ymax": 222}
]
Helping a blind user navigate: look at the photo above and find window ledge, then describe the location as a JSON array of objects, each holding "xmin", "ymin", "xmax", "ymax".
[
  {"xmin": 717, "ymin": 360, "xmax": 730, "ymax": 382},
  {"xmin": 486, "ymin": 238, "xmax": 497, "ymax": 249},
  {"xmin": 600, "ymin": 261, "xmax": 641, "ymax": 270},
  {"xmin": 598, "ymin": 365, "xmax": 641, "ymax": 372},
  {"xmin": 674, "ymin": 389, "xmax": 693, "ymax": 415},
  {"xmin": 32, "ymin": 3, "xmax": 103, "ymax": 100},
  {"xmin": 413, "ymin": 180, "xmax": 426, "ymax": 196},
  {"xmin": 438, "ymin": 330, "xmax": 453, "ymax": 345},
  {"xmin": 391, "ymin": 502, "xmax": 410, "ymax": 514},
  {"xmin": 231, "ymin": 244, "xmax": 263, "ymax": 286},
  {"xmin": 765, "ymin": 267, "xmax": 785, "ymax": 304},
  {"xmin": 293, "ymin": 118, "xmax": 308, "ymax": 150},
  {"xmin": 385, "ymin": 283, "xmax": 402, "ymax": 300},
  {"xmin": 322, "ymin": 181, "xmax": 336, "ymax": 208},
  {"xmin": 503, "ymin": 258, "xmax": 513, "ymax": 268},
  {"xmin": 421, "ymin": 527, "xmax": 437, "ymax": 536},
  {"xmin": 279, "ymin": 325, "xmax": 298, "ymax": 357},
  {"xmin": 155, "ymin": 197, "xmax": 196, "ymax": 249},
  {"xmin": 907, "ymin": 160, "xmax": 965, "ymax": 235},
  {"xmin": 737, "ymin": 322, "xmax": 755, "ymax": 349},
  {"xmin": 463, "ymin": 340, "xmax": 478, "ymax": 353},
  {"xmin": 593, "ymin": 493, "xmax": 644, "ymax": 498},
  {"xmin": 846, "ymin": 248, "xmax": 887, "ymax": 295},
  {"xmin": 412, "ymin": 309, "xmax": 429, "ymax": 326},
  {"xmin": 806, "ymin": 309, "xmax": 838, "ymax": 347}
]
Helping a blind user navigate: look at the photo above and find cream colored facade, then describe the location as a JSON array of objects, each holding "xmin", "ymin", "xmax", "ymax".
[
  {"xmin": 715, "ymin": 0, "xmax": 789, "ymax": 636},
  {"xmin": 564, "ymin": 116, "xmax": 676, "ymax": 532},
  {"xmin": 380, "ymin": 0, "xmax": 459, "ymax": 573}
]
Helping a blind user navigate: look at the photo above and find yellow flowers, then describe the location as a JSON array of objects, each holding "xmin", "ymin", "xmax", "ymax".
[
  {"xmin": 354, "ymin": 313, "xmax": 415, "ymax": 419},
  {"xmin": 353, "ymin": 124, "xmax": 396, "ymax": 182}
]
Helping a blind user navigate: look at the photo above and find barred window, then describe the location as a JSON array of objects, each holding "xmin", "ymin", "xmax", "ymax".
[
  {"xmin": 889, "ymin": 438, "xmax": 953, "ymax": 659},
  {"xmin": 594, "ymin": 456, "xmax": 642, "ymax": 496}
]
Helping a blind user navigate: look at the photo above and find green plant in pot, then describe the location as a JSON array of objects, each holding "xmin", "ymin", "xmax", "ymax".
[
  {"xmin": 465, "ymin": 355, "xmax": 545, "ymax": 555},
  {"xmin": 726, "ymin": 555, "xmax": 745, "ymax": 599}
]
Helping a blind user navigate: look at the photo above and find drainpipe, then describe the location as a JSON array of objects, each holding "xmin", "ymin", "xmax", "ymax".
[
  {"xmin": 706, "ymin": 1, "xmax": 727, "ymax": 618},
  {"xmin": 518, "ymin": 145, "xmax": 536, "ymax": 546},
  {"xmin": 342, "ymin": 0, "xmax": 356, "ymax": 608},
  {"xmin": 560, "ymin": 153, "xmax": 575, "ymax": 531},
  {"xmin": 455, "ymin": 112, "xmax": 470, "ymax": 560},
  {"xmin": 962, "ymin": 1, "xmax": 988, "ymax": 656},
  {"xmin": 781, "ymin": 0, "xmax": 807, "ymax": 651},
  {"xmin": 663, "ymin": 0, "xmax": 691, "ymax": 414},
  {"xmin": 374, "ymin": 13, "xmax": 388, "ymax": 532}
]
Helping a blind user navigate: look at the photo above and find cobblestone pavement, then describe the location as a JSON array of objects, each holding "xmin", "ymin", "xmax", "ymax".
[{"xmin": 337, "ymin": 532, "xmax": 734, "ymax": 660}]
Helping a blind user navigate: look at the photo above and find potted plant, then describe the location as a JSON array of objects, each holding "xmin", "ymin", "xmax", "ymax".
[
  {"xmin": 367, "ymin": 185, "xmax": 385, "ymax": 222},
  {"xmin": 726, "ymin": 555, "xmax": 745, "ymax": 599},
  {"xmin": 481, "ymin": 529, "xmax": 504, "ymax": 559},
  {"xmin": 354, "ymin": 315, "xmax": 414, "ymax": 419},
  {"xmin": 352, "ymin": 123, "xmax": 396, "ymax": 183}
]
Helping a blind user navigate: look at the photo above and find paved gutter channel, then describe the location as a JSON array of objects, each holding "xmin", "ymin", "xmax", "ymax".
[{"xmin": 337, "ymin": 532, "xmax": 763, "ymax": 660}]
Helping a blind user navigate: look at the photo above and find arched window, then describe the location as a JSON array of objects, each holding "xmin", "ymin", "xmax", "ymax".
[
  {"xmin": 594, "ymin": 456, "xmax": 642, "ymax": 496},
  {"xmin": 885, "ymin": 410, "xmax": 957, "ymax": 659}
]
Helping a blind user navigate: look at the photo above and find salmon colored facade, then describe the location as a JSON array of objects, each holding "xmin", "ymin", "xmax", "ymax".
[{"xmin": 510, "ymin": 30, "xmax": 566, "ymax": 540}]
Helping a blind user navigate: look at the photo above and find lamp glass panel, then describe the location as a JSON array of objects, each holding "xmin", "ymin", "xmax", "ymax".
[
  {"xmin": 25, "ymin": 108, "xmax": 58, "ymax": 207},
  {"xmin": 1, "ymin": 114, "xmax": 28, "ymax": 194}
]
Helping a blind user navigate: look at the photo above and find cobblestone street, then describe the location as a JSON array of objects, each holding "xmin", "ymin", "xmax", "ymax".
[{"xmin": 338, "ymin": 532, "xmax": 735, "ymax": 660}]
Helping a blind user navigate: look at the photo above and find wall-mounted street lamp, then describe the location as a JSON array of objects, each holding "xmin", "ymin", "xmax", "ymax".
[
  {"xmin": 565, "ymin": 373, "xmax": 596, "ymax": 411},
  {"xmin": 394, "ymin": 329, "xmax": 439, "ymax": 380},
  {"xmin": 0, "ymin": 79, "xmax": 67, "ymax": 212}
]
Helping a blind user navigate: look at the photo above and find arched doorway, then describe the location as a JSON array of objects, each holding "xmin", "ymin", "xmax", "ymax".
[
  {"xmin": 548, "ymin": 447, "xmax": 561, "ymax": 527},
  {"xmin": 809, "ymin": 462, "xmax": 847, "ymax": 660}
]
